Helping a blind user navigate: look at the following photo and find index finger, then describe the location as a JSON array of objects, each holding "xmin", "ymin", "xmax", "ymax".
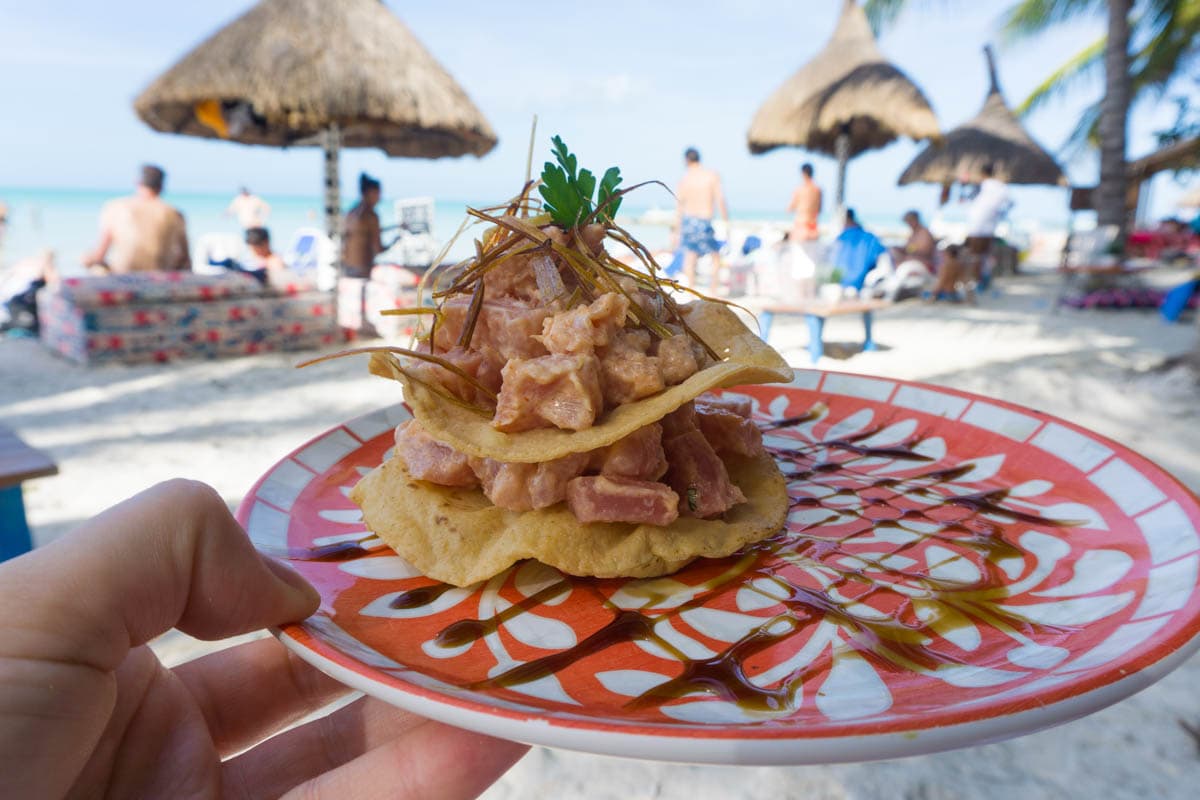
[{"xmin": 0, "ymin": 479, "xmax": 318, "ymax": 674}]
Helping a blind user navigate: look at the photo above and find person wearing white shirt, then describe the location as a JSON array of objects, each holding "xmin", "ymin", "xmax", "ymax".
[{"xmin": 963, "ymin": 162, "xmax": 1011, "ymax": 299}]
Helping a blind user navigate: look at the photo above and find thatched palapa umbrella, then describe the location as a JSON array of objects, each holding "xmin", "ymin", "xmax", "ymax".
[
  {"xmin": 134, "ymin": 0, "xmax": 496, "ymax": 240},
  {"xmin": 899, "ymin": 46, "xmax": 1066, "ymax": 188},
  {"xmin": 747, "ymin": 0, "xmax": 939, "ymax": 210}
]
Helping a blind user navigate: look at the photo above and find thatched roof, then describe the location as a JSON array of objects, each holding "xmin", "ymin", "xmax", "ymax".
[
  {"xmin": 747, "ymin": 0, "xmax": 939, "ymax": 157},
  {"xmin": 1128, "ymin": 137, "xmax": 1200, "ymax": 182},
  {"xmin": 134, "ymin": 0, "xmax": 496, "ymax": 159},
  {"xmin": 898, "ymin": 46, "xmax": 1065, "ymax": 187}
]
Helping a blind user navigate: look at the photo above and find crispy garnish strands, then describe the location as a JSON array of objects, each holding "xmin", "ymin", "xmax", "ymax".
[
  {"xmin": 379, "ymin": 307, "xmax": 440, "ymax": 318},
  {"xmin": 434, "ymin": 202, "xmax": 727, "ymax": 362},
  {"xmin": 296, "ymin": 345, "xmax": 498, "ymax": 405},
  {"xmin": 457, "ymin": 276, "xmax": 486, "ymax": 350},
  {"xmin": 583, "ymin": 180, "xmax": 670, "ymax": 227},
  {"xmin": 368, "ymin": 352, "xmax": 493, "ymax": 418}
]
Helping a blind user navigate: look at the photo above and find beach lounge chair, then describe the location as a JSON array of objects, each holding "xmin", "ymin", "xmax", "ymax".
[
  {"xmin": 385, "ymin": 197, "xmax": 439, "ymax": 271},
  {"xmin": 284, "ymin": 227, "xmax": 337, "ymax": 290},
  {"xmin": 191, "ymin": 232, "xmax": 246, "ymax": 276},
  {"xmin": 1057, "ymin": 226, "xmax": 1167, "ymax": 310}
]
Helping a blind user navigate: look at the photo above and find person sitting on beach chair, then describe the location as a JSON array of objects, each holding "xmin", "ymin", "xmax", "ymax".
[
  {"xmin": 208, "ymin": 227, "xmax": 291, "ymax": 287},
  {"xmin": 869, "ymin": 210, "xmax": 936, "ymax": 301},
  {"xmin": 925, "ymin": 244, "xmax": 965, "ymax": 302}
]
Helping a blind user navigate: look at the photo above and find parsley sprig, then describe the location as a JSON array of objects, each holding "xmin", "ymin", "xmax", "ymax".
[{"xmin": 538, "ymin": 135, "xmax": 623, "ymax": 228}]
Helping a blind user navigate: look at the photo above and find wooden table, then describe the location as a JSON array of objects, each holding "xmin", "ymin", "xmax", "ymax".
[
  {"xmin": 0, "ymin": 426, "xmax": 57, "ymax": 561},
  {"xmin": 760, "ymin": 299, "xmax": 890, "ymax": 363}
]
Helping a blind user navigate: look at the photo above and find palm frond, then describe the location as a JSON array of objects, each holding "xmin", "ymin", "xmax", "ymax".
[
  {"xmin": 1058, "ymin": 101, "xmax": 1104, "ymax": 161},
  {"xmin": 1001, "ymin": 0, "xmax": 1106, "ymax": 43},
  {"xmin": 863, "ymin": 0, "xmax": 910, "ymax": 33},
  {"xmin": 1016, "ymin": 35, "xmax": 1106, "ymax": 115},
  {"xmin": 1129, "ymin": 2, "xmax": 1200, "ymax": 93}
]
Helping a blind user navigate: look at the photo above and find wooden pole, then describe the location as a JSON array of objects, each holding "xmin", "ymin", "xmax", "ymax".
[{"xmin": 323, "ymin": 124, "xmax": 341, "ymax": 244}]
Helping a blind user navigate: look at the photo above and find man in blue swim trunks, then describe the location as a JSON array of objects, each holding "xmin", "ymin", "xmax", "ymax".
[{"xmin": 671, "ymin": 147, "xmax": 730, "ymax": 291}]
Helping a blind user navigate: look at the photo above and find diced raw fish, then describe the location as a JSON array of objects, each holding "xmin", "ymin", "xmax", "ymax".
[
  {"xmin": 609, "ymin": 327, "xmax": 652, "ymax": 354},
  {"xmin": 539, "ymin": 292, "xmax": 630, "ymax": 355},
  {"xmin": 590, "ymin": 423, "xmax": 668, "ymax": 481},
  {"xmin": 435, "ymin": 297, "xmax": 553, "ymax": 362},
  {"xmin": 405, "ymin": 345, "xmax": 501, "ymax": 405},
  {"xmin": 482, "ymin": 249, "xmax": 542, "ymax": 301},
  {"xmin": 470, "ymin": 452, "xmax": 589, "ymax": 511},
  {"xmin": 656, "ymin": 333, "xmax": 700, "ymax": 385},
  {"xmin": 598, "ymin": 348, "xmax": 665, "ymax": 406},
  {"xmin": 662, "ymin": 429, "xmax": 747, "ymax": 518},
  {"xmin": 660, "ymin": 401, "xmax": 698, "ymax": 438},
  {"xmin": 393, "ymin": 419, "xmax": 478, "ymax": 487},
  {"xmin": 695, "ymin": 392, "xmax": 753, "ymax": 418},
  {"xmin": 566, "ymin": 475, "xmax": 680, "ymax": 526},
  {"xmin": 696, "ymin": 406, "xmax": 763, "ymax": 458},
  {"xmin": 493, "ymin": 354, "xmax": 604, "ymax": 432}
]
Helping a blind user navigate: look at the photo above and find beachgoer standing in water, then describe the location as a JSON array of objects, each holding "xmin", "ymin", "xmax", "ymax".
[
  {"xmin": 225, "ymin": 186, "xmax": 270, "ymax": 230},
  {"xmin": 83, "ymin": 165, "xmax": 190, "ymax": 274},
  {"xmin": 342, "ymin": 173, "xmax": 385, "ymax": 279},
  {"xmin": 671, "ymin": 148, "xmax": 729, "ymax": 291}
]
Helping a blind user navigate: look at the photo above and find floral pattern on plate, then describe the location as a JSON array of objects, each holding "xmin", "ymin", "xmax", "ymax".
[{"xmin": 239, "ymin": 371, "xmax": 1200, "ymax": 763}]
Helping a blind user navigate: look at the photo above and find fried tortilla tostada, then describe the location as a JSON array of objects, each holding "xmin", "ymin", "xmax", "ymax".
[
  {"xmin": 321, "ymin": 136, "xmax": 795, "ymax": 586},
  {"xmin": 351, "ymin": 444, "xmax": 788, "ymax": 587}
]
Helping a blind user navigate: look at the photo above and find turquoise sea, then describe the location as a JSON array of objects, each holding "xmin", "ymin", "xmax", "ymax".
[
  {"xmin": 0, "ymin": 186, "xmax": 1047, "ymax": 276},
  {"xmin": 0, "ymin": 188, "xmax": 501, "ymax": 276},
  {"xmin": 0, "ymin": 186, "xmax": 764, "ymax": 276}
]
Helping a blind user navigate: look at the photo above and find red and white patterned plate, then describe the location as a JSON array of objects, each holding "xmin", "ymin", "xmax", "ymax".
[{"xmin": 237, "ymin": 370, "xmax": 1200, "ymax": 765}]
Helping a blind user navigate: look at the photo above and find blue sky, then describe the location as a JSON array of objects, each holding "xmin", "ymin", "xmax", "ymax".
[{"xmin": 0, "ymin": 0, "xmax": 1196, "ymax": 222}]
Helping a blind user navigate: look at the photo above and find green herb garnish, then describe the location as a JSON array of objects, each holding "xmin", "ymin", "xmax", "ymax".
[
  {"xmin": 686, "ymin": 486, "xmax": 699, "ymax": 512},
  {"xmin": 538, "ymin": 135, "xmax": 623, "ymax": 228}
]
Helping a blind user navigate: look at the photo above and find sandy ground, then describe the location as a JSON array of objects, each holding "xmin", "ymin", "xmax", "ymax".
[{"xmin": 4, "ymin": 268, "xmax": 1200, "ymax": 799}]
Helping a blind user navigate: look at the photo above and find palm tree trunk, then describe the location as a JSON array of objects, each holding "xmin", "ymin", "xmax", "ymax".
[{"xmin": 1096, "ymin": 0, "xmax": 1131, "ymax": 240}]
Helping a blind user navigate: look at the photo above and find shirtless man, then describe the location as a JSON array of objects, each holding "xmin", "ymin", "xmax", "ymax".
[
  {"xmin": 787, "ymin": 163, "xmax": 822, "ymax": 242},
  {"xmin": 225, "ymin": 187, "xmax": 270, "ymax": 230},
  {"xmin": 672, "ymin": 148, "xmax": 729, "ymax": 291},
  {"xmin": 342, "ymin": 173, "xmax": 385, "ymax": 279},
  {"xmin": 786, "ymin": 163, "xmax": 823, "ymax": 299},
  {"xmin": 83, "ymin": 165, "xmax": 190, "ymax": 273}
]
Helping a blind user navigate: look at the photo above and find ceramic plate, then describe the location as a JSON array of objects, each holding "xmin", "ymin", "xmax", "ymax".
[{"xmin": 237, "ymin": 370, "xmax": 1200, "ymax": 765}]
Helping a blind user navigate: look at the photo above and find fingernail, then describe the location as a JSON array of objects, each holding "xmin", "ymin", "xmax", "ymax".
[{"xmin": 261, "ymin": 555, "xmax": 321, "ymax": 608}]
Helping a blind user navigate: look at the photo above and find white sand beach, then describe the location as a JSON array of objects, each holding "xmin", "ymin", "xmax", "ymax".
[{"xmin": 5, "ymin": 268, "xmax": 1200, "ymax": 799}]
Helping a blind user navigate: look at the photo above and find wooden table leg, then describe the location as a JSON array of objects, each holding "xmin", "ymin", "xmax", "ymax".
[
  {"xmin": 862, "ymin": 311, "xmax": 877, "ymax": 352},
  {"xmin": 805, "ymin": 314, "xmax": 825, "ymax": 363},
  {"xmin": 0, "ymin": 485, "xmax": 33, "ymax": 562}
]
